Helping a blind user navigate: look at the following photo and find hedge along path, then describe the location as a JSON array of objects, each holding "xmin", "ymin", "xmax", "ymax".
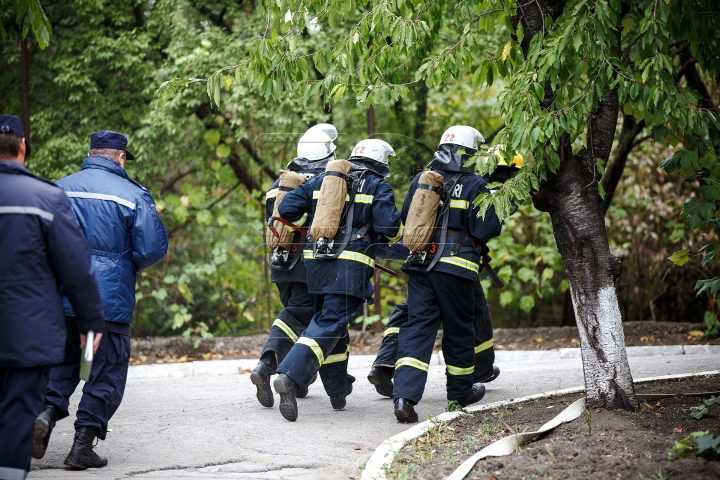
[{"xmin": 359, "ymin": 370, "xmax": 720, "ymax": 480}]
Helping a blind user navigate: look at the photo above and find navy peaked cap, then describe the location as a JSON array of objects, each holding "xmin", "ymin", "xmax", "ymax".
[
  {"xmin": 0, "ymin": 114, "xmax": 24, "ymax": 136},
  {"xmin": 90, "ymin": 130, "xmax": 135, "ymax": 160}
]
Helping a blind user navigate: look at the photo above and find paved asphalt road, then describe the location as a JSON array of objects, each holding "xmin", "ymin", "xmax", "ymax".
[{"xmin": 30, "ymin": 353, "xmax": 718, "ymax": 479}]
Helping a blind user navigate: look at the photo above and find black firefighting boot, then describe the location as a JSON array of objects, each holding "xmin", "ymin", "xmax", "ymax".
[
  {"xmin": 394, "ymin": 398, "xmax": 418, "ymax": 423},
  {"xmin": 64, "ymin": 427, "xmax": 108, "ymax": 469},
  {"xmin": 297, "ymin": 371, "xmax": 317, "ymax": 399},
  {"xmin": 458, "ymin": 382, "xmax": 486, "ymax": 408},
  {"xmin": 32, "ymin": 404, "xmax": 58, "ymax": 459},
  {"xmin": 367, "ymin": 366, "xmax": 394, "ymax": 398},
  {"xmin": 273, "ymin": 374, "xmax": 299, "ymax": 422},
  {"xmin": 476, "ymin": 365, "xmax": 500, "ymax": 384},
  {"xmin": 250, "ymin": 361, "xmax": 275, "ymax": 408},
  {"xmin": 329, "ymin": 384, "xmax": 353, "ymax": 410}
]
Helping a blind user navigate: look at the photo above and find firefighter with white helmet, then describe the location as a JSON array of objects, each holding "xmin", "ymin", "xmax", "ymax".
[
  {"xmin": 250, "ymin": 123, "xmax": 339, "ymax": 408},
  {"xmin": 271, "ymin": 138, "xmax": 402, "ymax": 421},
  {"xmin": 391, "ymin": 126, "xmax": 502, "ymax": 423}
]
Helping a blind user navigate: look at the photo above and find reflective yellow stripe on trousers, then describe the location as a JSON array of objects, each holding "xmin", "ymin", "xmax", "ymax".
[
  {"xmin": 395, "ymin": 357, "xmax": 429, "ymax": 372},
  {"xmin": 324, "ymin": 347, "xmax": 349, "ymax": 365},
  {"xmin": 383, "ymin": 327, "xmax": 400, "ymax": 337},
  {"xmin": 446, "ymin": 364, "xmax": 474, "ymax": 376},
  {"xmin": 474, "ymin": 338, "xmax": 493, "ymax": 354},
  {"xmin": 297, "ymin": 337, "xmax": 324, "ymax": 365},
  {"xmin": 272, "ymin": 319, "xmax": 298, "ymax": 343}
]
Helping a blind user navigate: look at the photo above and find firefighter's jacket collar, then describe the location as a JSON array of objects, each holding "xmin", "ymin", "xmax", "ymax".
[
  {"xmin": 427, "ymin": 144, "xmax": 474, "ymax": 173},
  {"xmin": 286, "ymin": 153, "xmax": 336, "ymax": 172},
  {"xmin": 348, "ymin": 157, "xmax": 390, "ymax": 177}
]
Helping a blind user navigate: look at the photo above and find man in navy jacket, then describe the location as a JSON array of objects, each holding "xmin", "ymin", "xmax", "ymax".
[
  {"xmin": 0, "ymin": 115, "xmax": 105, "ymax": 480},
  {"xmin": 33, "ymin": 130, "xmax": 168, "ymax": 469}
]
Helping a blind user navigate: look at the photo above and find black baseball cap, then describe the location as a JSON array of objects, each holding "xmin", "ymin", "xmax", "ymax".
[
  {"xmin": 0, "ymin": 114, "xmax": 31, "ymax": 157},
  {"xmin": 90, "ymin": 130, "xmax": 135, "ymax": 160}
]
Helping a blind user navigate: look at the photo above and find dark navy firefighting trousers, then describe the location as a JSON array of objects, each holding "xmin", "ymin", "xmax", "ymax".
[
  {"xmin": 0, "ymin": 365, "xmax": 50, "ymax": 476},
  {"xmin": 45, "ymin": 317, "xmax": 130, "ymax": 440},
  {"xmin": 374, "ymin": 278, "xmax": 496, "ymax": 382},
  {"xmin": 276, "ymin": 293, "xmax": 359, "ymax": 397},
  {"xmin": 261, "ymin": 282, "xmax": 314, "ymax": 367},
  {"xmin": 394, "ymin": 271, "xmax": 476, "ymax": 404}
]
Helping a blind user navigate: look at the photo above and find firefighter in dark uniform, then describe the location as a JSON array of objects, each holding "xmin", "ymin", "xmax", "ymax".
[
  {"xmin": 32, "ymin": 131, "xmax": 168, "ymax": 469},
  {"xmin": 393, "ymin": 126, "xmax": 502, "ymax": 423},
  {"xmin": 273, "ymin": 139, "xmax": 403, "ymax": 421},
  {"xmin": 0, "ymin": 115, "xmax": 105, "ymax": 480},
  {"xmin": 369, "ymin": 282, "xmax": 499, "ymax": 397},
  {"xmin": 251, "ymin": 124, "xmax": 339, "ymax": 407}
]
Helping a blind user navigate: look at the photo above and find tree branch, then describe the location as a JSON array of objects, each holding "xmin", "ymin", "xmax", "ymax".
[{"xmin": 600, "ymin": 115, "xmax": 645, "ymax": 213}]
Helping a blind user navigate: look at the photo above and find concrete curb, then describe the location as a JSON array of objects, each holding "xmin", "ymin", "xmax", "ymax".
[
  {"xmin": 128, "ymin": 345, "xmax": 720, "ymax": 380},
  {"xmin": 359, "ymin": 369, "xmax": 720, "ymax": 480}
]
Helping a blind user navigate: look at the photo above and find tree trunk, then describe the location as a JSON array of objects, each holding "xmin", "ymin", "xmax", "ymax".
[
  {"xmin": 513, "ymin": 0, "xmax": 637, "ymax": 409},
  {"xmin": 533, "ymin": 135, "xmax": 636, "ymax": 409}
]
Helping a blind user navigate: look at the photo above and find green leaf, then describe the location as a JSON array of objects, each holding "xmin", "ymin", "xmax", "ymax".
[
  {"xmin": 519, "ymin": 295, "xmax": 535, "ymax": 312},
  {"xmin": 680, "ymin": 198, "xmax": 715, "ymax": 230},
  {"xmin": 668, "ymin": 249, "xmax": 690, "ymax": 267},
  {"xmin": 700, "ymin": 183, "xmax": 720, "ymax": 201},
  {"xmin": 517, "ymin": 267, "xmax": 535, "ymax": 282},
  {"xmin": 216, "ymin": 144, "xmax": 232, "ymax": 159},
  {"xmin": 541, "ymin": 268, "xmax": 555, "ymax": 281},
  {"xmin": 204, "ymin": 130, "xmax": 221, "ymax": 146},
  {"xmin": 652, "ymin": 125, "xmax": 668, "ymax": 141},
  {"xmin": 598, "ymin": 182, "xmax": 606, "ymax": 200},
  {"xmin": 499, "ymin": 290, "xmax": 514, "ymax": 307},
  {"xmin": 196, "ymin": 210, "xmax": 212, "ymax": 225}
]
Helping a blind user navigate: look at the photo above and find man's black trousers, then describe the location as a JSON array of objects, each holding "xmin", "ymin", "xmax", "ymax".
[{"xmin": 45, "ymin": 317, "xmax": 130, "ymax": 440}]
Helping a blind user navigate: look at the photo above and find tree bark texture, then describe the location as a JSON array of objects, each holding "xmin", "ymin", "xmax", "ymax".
[
  {"xmin": 532, "ymin": 136, "xmax": 635, "ymax": 409},
  {"xmin": 517, "ymin": 1, "xmax": 637, "ymax": 409}
]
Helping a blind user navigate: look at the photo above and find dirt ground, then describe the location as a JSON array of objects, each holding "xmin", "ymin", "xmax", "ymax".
[
  {"xmin": 388, "ymin": 374, "xmax": 720, "ymax": 480},
  {"xmin": 130, "ymin": 321, "xmax": 718, "ymax": 365}
]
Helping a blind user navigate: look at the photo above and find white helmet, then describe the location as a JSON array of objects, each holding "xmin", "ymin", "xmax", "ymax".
[
  {"xmin": 305, "ymin": 123, "xmax": 338, "ymax": 141},
  {"xmin": 297, "ymin": 127, "xmax": 337, "ymax": 161},
  {"xmin": 438, "ymin": 126, "xmax": 485, "ymax": 151},
  {"xmin": 350, "ymin": 139, "xmax": 395, "ymax": 165}
]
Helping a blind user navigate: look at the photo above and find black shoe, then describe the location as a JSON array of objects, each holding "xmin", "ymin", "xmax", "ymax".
[
  {"xmin": 33, "ymin": 404, "xmax": 57, "ymax": 459},
  {"xmin": 273, "ymin": 374, "xmax": 299, "ymax": 422},
  {"xmin": 458, "ymin": 382, "xmax": 486, "ymax": 408},
  {"xmin": 394, "ymin": 398, "xmax": 419, "ymax": 423},
  {"xmin": 64, "ymin": 427, "xmax": 108, "ymax": 469},
  {"xmin": 250, "ymin": 362, "xmax": 275, "ymax": 408},
  {"xmin": 476, "ymin": 365, "xmax": 500, "ymax": 384},
  {"xmin": 329, "ymin": 384, "xmax": 353, "ymax": 410},
  {"xmin": 297, "ymin": 371, "xmax": 317, "ymax": 399},
  {"xmin": 367, "ymin": 366, "xmax": 394, "ymax": 398}
]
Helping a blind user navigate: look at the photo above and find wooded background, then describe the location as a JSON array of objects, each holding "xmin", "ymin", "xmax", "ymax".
[{"xmin": 1, "ymin": 0, "xmax": 717, "ymax": 340}]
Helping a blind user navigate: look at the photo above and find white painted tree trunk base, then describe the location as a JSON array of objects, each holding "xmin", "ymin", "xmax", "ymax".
[{"xmin": 571, "ymin": 284, "xmax": 636, "ymax": 408}]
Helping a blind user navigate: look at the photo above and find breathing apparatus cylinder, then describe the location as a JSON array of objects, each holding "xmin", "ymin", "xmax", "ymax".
[
  {"xmin": 309, "ymin": 159, "xmax": 352, "ymax": 242},
  {"xmin": 403, "ymin": 171, "xmax": 445, "ymax": 252},
  {"xmin": 266, "ymin": 170, "xmax": 306, "ymax": 249}
]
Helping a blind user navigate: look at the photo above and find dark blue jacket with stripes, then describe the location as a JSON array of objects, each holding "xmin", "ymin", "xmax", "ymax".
[
  {"xmin": 401, "ymin": 169, "xmax": 502, "ymax": 281},
  {"xmin": 57, "ymin": 156, "xmax": 168, "ymax": 323},
  {"xmin": 278, "ymin": 162, "xmax": 403, "ymax": 299},
  {"xmin": 265, "ymin": 161, "xmax": 326, "ymax": 284},
  {"xmin": 0, "ymin": 160, "xmax": 105, "ymax": 367}
]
